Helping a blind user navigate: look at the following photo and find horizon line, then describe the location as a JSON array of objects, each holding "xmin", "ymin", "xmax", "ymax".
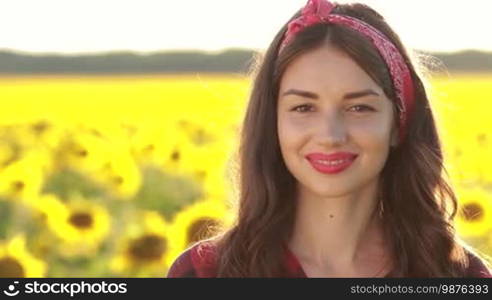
[{"xmin": 1, "ymin": 47, "xmax": 492, "ymax": 57}]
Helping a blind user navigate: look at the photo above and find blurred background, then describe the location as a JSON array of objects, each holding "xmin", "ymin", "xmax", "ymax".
[{"xmin": 0, "ymin": 0, "xmax": 491, "ymax": 277}]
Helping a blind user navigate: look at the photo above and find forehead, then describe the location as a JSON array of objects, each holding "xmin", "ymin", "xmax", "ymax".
[{"xmin": 279, "ymin": 45, "xmax": 383, "ymax": 96}]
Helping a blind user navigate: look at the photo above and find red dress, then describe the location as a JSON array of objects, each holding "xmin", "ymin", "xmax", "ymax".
[{"xmin": 167, "ymin": 241, "xmax": 492, "ymax": 278}]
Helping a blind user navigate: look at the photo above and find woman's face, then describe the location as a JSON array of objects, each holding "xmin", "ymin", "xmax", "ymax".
[{"xmin": 277, "ymin": 44, "xmax": 397, "ymax": 198}]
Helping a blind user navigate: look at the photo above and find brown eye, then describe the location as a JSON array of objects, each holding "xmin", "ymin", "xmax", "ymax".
[
  {"xmin": 291, "ymin": 104, "xmax": 313, "ymax": 113},
  {"xmin": 349, "ymin": 105, "xmax": 375, "ymax": 113}
]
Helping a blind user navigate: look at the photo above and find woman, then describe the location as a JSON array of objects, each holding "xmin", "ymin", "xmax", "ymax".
[{"xmin": 167, "ymin": 0, "xmax": 491, "ymax": 277}]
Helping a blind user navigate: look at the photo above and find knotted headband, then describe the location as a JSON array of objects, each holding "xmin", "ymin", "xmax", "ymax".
[{"xmin": 279, "ymin": 0, "xmax": 415, "ymax": 143}]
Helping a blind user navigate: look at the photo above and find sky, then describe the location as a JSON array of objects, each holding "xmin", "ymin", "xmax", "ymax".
[{"xmin": 0, "ymin": 0, "xmax": 491, "ymax": 55}]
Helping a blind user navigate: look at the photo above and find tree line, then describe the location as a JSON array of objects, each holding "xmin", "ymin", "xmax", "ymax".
[{"xmin": 0, "ymin": 49, "xmax": 491, "ymax": 74}]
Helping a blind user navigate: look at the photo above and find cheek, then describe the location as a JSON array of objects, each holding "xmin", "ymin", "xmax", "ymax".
[
  {"xmin": 277, "ymin": 115, "xmax": 309, "ymax": 150},
  {"xmin": 350, "ymin": 118, "xmax": 394, "ymax": 173},
  {"xmin": 350, "ymin": 119, "xmax": 393, "ymax": 148}
]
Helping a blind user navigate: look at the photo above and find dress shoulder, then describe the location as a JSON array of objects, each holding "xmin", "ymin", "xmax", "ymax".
[
  {"xmin": 465, "ymin": 250, "xmax": 491, "ymax": 278},
  {"xmin": 167, "ymin": 240, "xmax": 218, "ymax": 278}
]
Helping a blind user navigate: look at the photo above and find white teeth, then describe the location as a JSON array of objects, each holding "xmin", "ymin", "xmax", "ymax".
[{"xmin": 315, "ymin": 159, "xmax": 349, "ymax": 166}]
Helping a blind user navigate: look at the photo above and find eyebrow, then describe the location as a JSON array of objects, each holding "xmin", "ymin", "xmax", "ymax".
[{"xmin": 281, "ymin": 88, "xmax": 381, "ymax": 100}]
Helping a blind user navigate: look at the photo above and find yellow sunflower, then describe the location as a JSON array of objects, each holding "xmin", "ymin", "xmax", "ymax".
[
  {"xmin": 441, "ymin": 128, "xmax": 482, "ymax": 183},
  {"xmin": 29, "ymin": 120, "xmax": 65, "ymax": 149},
  {"xmin": 0, "ymin": 140, "xmax": 15, "ymax": 167},
  {"xmin": 179, "ymin": 141, "xmax": 235, "ymax": 199},
  {"xmin": 0, "ymin": 234, "xmax": 47, "ymax": 277},
  {"xmin": 160, "ymin": 135, "xmax": 200, "ymax": 177},
  {"xmin": 167, "ymin": 199, "xmax": 234, "ymax": 266},
  {"xmin": 176, "ymin": 118, "xmax": 222, "ymax": 147},
  {"xmin": 454, "ymin": 186, "xmax": 492, "ymax": 238},
  {"xmin": 129, "ymin": 120, "xmax": 181, "ymax": 167},
  {"xmin": 58, "ymin": 130, "xmax": 111, "ymax": 173},
  {"xmin": 31, "ymin": 193, "xmax": 67, "ymax": 226},
  {"xmin": 475, "ymin": 131, "xmax": 492, "ymax": 184},
  {"xmin": 200, "ymin": 169, "xmax": 230, "ymax": 201},
  {"xmin": 92, "ymin": 151, "xmax": 142, "ymax": 199},
  {"xmin": 13, "ymin": 120, "xmax": 66, "ymax": 152},
  {"xmin": 36, "ymin": 193, "xmax": 111, "ymax": 257},
  {"xmin": 110, "ymin": 211, "xmax": 170, "ymax": 277},
  {"xmin": 0, "ymin": 154, "xmax": 44, "ymax": 204}
]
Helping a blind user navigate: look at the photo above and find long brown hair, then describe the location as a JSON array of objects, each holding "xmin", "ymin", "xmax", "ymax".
[{"xmin": 214, "ymin": 2, "xmax": 472, "ymax": 277}]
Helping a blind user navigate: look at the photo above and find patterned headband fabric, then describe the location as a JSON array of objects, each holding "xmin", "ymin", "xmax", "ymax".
[{"xmin": 279, "ymin": 0, "xmax": 415, "ymax": 143}]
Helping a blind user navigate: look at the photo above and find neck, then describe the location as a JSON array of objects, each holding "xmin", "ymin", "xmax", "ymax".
[{"xmin": 288, "ymin": 179, "xmax": 390, "ymax": 276}]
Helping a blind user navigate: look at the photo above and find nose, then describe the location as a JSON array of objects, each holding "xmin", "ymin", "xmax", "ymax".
[{"xmin": 314, "ymin": 111, "xmax": 348, "ymax": 147}]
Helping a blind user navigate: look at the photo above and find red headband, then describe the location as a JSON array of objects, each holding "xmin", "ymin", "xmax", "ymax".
[{"xmin": 279, "ymin": 0, "xmax": 415, "ymax": 143}]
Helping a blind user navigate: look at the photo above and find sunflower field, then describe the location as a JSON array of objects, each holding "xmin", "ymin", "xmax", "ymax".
[{"xmin": 0, "ymin": 73, "xmax": 491, "ymax": 277}]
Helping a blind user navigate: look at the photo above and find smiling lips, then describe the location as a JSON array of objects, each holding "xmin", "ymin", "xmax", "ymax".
[{"xmin": 305, "ymin": 152, "xmax": 358, "ymax": 174}]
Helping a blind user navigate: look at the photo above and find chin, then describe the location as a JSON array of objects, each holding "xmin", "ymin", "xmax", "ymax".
[{"xmin": 300, "ymin": 180, "xmax": 359, "ymax": 198}]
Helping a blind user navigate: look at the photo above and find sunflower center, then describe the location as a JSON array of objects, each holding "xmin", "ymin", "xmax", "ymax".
[
  {"xmin": 461, "ymin": 203, "xmax": 484, "ymax": 221},
  {"xmin": 195, "ymin": 170, "xmax": 207, "ymax": 181},
  {"xmin": 128, "ymin": 234, "xmax": 167, "ymax": 262},
  {"xmin": 187, "ymin": 218, "xmax": 220, "ymax": 246},
  {"xmin": 171, "ymin": 150, "xmax": 180, "ymax": 162},
  {"xmin": 31, "ymin": 121, "xmax": 50, "ymax": 135},
  {"xmin": 76, "ymin": 149, "xmax": 89, "ymax": 157},
  {"xmin": 0, "ymin": 257, "xmax": 25, "ymax": 278},
  {"xmin": 113, "ymin": 176, "xmax": 124, "ymax": 185},
  {"xmin": 192, "ymin": 129, "xmax": 213, "ymax": 145},
  {"xmin": 477, "ymin": 133, "xmax": 487, "ymax": 145},
  {"xmin": 12, "ymin": 181, "xmax": 25, "ymax": 192},
  {"xmin": 143, "ymin": 144, "xmax": 155, "ymax": 153},
  {"xmin": 69, "ymin": 212, "xmax": 94, "ymax": 228}
]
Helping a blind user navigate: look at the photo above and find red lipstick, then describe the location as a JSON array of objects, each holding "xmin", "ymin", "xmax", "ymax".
[{"xmin": 305, "ymin": 152, "xmax": 358, "ymax": 174}]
